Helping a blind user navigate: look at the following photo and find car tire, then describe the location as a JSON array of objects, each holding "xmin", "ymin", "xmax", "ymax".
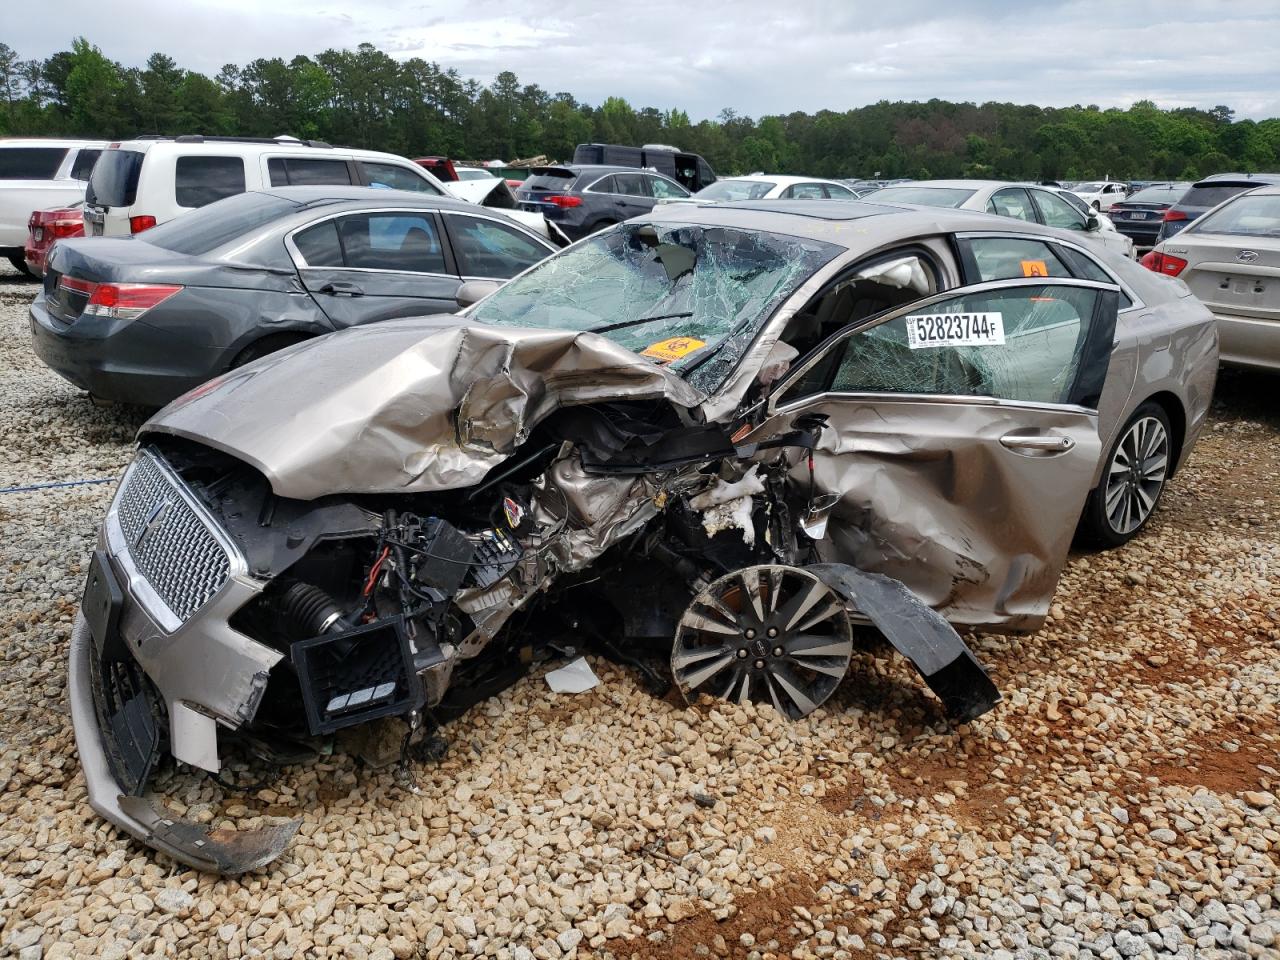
[
  {"xmin": 1077, "ymin": 402, "xmax": 1173, "ymax": 549},
  {"xmin": 1091, "ymin": 201, "xmax": 1101, "ymax": 212},
  {"xmin": 229, "ymin": 333, "xmax": 309, "ymax": 370},
  {"xmin": 6, "ymin": 255, "xmax": 37, "ymax": 279}
]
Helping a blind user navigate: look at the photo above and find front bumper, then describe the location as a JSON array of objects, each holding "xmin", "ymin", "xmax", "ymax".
[
  {"xmin": 69, "ymin": 614, "xmax": 298, "ymax": 873},
  {"xmin": 69, "ymin": 450, "xmax": 299, "ymax": 872},
  {"xmin": 29, "ymin": 295, "xmax": 228, "ymax": 406}
]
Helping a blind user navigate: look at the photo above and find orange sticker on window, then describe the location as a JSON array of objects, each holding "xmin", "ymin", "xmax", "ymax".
[
  {"xmin": 1021, "ymin": 259, "xmax": 1049, "ymax": 277},
  {"xmin": 641, "ymin": 336, "xmax": 706, "ymax": 363}
]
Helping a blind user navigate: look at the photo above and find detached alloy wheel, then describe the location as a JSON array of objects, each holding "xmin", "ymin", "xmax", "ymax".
[
  {"xmin": 1079, "ymin": 402, "xmax": 1172, "ymax": 548},
  {"xmin": 672, "ymin": 564, "xmax": 853, "ymax": 719}
]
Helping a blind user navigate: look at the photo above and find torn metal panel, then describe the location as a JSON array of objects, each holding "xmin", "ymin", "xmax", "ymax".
[
  {"xmin": 749, "ymin": 398, "xmax": 1102, "ymax": 630},
  {"xmin": 809, "ymin": 563, "xmax": 1000, "ymax": 722}
]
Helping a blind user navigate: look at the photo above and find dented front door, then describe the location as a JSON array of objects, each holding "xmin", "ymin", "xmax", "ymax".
[{"xmin": 758, "ymin": 278, "xmax": 1120, "ymax": 631}]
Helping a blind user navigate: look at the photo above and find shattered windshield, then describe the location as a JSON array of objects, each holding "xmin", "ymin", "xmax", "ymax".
[{"xmin": 470, "ymin": 222, "xmax": 840, "ymax": 392}]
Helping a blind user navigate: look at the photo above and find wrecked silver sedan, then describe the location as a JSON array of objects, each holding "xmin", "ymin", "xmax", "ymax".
[{"xmin": 69, "ymin": 199, "xmax": 1217, "ymax": 872}]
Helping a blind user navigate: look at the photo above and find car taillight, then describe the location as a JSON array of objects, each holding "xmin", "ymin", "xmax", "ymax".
[
  {"xmin": 545, "ymin": 194, "xmax": 582, "ymax": 208},
  {"xmin": 130, "ymin": 215, "xmax": 157, "ymax": 234},
  {"xmin": 1139, "ymin": 251, "xmax": 1188, "ymax": 277},
  {"xmin": 50, "ymin": 218, "xmax": 83, "ymax": 239},
  {"xmin": 1162, "ymin": 209, "xmax": 1188, "ymax": 222},
  {"xmin": 57, "ymin": 276, "xmax": 183, "ymax": 319}
]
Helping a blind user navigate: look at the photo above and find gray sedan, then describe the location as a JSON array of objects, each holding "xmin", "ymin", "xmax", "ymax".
[
  {"xmin": 30, "ymin": 187, "xmax": 558, "ymax": 406},
  {"xmin": 1144, "ymin": 184, "xmax": 1280, "ymax": 372}
]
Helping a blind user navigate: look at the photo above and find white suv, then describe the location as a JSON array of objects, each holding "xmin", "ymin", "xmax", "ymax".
[
  {"xmin": 1, "ymin": 138, "xmax": 106, "ymax": 275},
  {"xmin": 83, "ymin": 136, "xmax": 453, "ymax": 238}
]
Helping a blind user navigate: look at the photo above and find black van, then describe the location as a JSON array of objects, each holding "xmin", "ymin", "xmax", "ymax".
[{"xmin": 572, "ymin": 143, "xmax": 716, "ymax": 193}]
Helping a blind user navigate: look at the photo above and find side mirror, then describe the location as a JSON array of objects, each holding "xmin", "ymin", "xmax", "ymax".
[
  {"xmin": 1085, "ymin": 213, "xmax": 1100, "ymax": 232},
  {"xmin": 455, "ymin": 280, "xmax": 500, "ymax": 309}
]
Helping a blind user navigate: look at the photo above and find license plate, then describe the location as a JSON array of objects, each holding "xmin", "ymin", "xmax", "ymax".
[
  {"xmin": 33, "ymin": 227, "xmax": 43, "ymax": 241},
  {"xmin": 83, "ymin": 550, "xmax": 123, "ymax": 657},
  {"xmin": 1130, "ymin": 212, "xmax": 1148, "ymax": 220}
]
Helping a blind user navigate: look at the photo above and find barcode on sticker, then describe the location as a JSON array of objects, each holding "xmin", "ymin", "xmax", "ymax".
[{"xmin": 905, "ymin": 311, "xmax": 1005, "ymax": 349}]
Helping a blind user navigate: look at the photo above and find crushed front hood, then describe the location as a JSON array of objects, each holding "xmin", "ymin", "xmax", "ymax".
[{"xmin": 142, "ymin": 317, "xmax": 703, "ymax": 499}]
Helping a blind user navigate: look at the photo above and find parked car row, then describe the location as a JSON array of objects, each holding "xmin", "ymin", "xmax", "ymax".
[{"xmin": 0, "ymin": 138, "xmax": 104, "ymax": 275}]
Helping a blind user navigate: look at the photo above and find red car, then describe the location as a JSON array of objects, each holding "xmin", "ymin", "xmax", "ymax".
[{"xmin": 25, "ymin": 204, "xmax": 84, "ymax": 276}]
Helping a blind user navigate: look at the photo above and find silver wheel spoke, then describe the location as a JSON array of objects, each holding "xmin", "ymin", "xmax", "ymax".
[
  {"xmin": 740, "ymin": 567, "xmax": 766, "ymax": 622},
  {"xmin": 679, "ymin": 652, "xmax": 736, "ymax": 691},
  {"xmin": 771, "ymin": 666, "xmax": 819, "ymax": 717},
  {"xmin": 672, "ymin": 644, "xmax": 732, "ymax": 669},
  {"xmin": 787, "ymin": 634, "xmax": 853, "ymax": 658},
  {"xmin": 683, "ymin": 610, "xmax": 740, "ymax": 636},
  {"xmin": 792, "ymin": 599, "xmax": 845, "ymax": 633}
]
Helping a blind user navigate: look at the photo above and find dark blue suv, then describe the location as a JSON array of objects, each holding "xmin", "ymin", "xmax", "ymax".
[{"xmin": 515, "ymin": 165, "xmax": 691, "ymax": 241}]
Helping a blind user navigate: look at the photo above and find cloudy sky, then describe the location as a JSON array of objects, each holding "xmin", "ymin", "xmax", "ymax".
[{"xmin": 16, "ymin": 0, "xmax": 1280, "ymax": 119}]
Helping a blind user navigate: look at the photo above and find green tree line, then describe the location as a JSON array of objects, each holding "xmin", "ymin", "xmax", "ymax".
[{"xmin": 3, "ymin": 38, "xmax": 1279, "ymax": 181}]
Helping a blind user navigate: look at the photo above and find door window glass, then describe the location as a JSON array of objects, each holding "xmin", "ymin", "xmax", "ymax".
[
  {"xmin": 268, "ymin": 157, "xmax": 353, "ymax": 186},
  {"xmin": 175, "ymin": 156, "xmax": 247, "ymax": 207},
  {"xmin": 447, "ymin": 215, "xmax": 549, "ymax": 279},
  {"xmin": 647, "ymin": 176, "xmax": 689, "ymax": 199},
  {"xmin": 70, "ymin": 149, "xmax": 102, "ymax": 181},
  {"xmin": 359, "ymin": 161, "xmax": 443, "ymax": 194},
  {"xmin": 987, "ymin": 188, "xmax": 1035, "ymax": 221},
  {"xmin": 0, "ymin": 147, "xmax": 67, "ymax": 179},
  {"xmin": 787, "ymin": 284, "xmax": 1101, "ymax": 406},
  {"xmin": 338, "ymin": 213, "xmax": 445, "ymax": 273},
  {"xmin": 586, "ymin": 175, "xmax": 616, "ymax": 194},
  {"xmin": 963, "ymin": 237, "xmax": 1072, "ymax": 281},
  {"xmin": 614, "ymin": 173, "xmax": 649, "ymax": 197},
  {"xmin": 824, "ymin": 183, "xmax": 856, "ymax": 198},
  {"xmin": 293, "ymin": 219, "xmax": 344, "ymax": 267},
  {"xmin": 1033, "ymin": 189, "xmax": 1088, "ymax": 230}
]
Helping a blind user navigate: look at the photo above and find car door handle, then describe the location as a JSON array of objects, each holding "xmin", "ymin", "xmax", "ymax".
[
  {"xmin": 319, "ymin": 281, "xmax": 364, "ymax": 297},
  {"xmin": 1000, "ymin": 434, "xmax": 1076, "ymax": 453}
]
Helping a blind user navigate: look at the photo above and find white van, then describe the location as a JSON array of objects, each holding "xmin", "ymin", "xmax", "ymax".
[
  {"xmin": 83, "ymin": 136, "xmax": 454, "ymax": 238},
  {"xmin": 0, "ymin": 138, "xmax": 106, "ymax": 274}
]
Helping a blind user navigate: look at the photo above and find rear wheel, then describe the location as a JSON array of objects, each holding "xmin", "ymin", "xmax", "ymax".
[
  {"xmin": 230, "ymin": 333, "xmax": 309, "ymax": 370},
  {"xmin": 6, "ymin": 255, "xmax": 37, "ymax": 279},
  {"xmin": 1078, "ymin": 402, "xmax": 1172, "ymax": 548}
]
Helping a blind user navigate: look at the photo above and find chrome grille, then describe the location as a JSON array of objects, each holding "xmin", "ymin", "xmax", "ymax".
[{"xmin": 114, "ymin": 451, "xmax": 231, "ymax": 624}]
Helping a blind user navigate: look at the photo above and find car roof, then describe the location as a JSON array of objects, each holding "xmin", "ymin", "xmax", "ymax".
[
  {"xmin": 536, "ymin": 164, "xmax": 676, "ymax": 177},
  {"xmin": 107, "ymin": 138, "xmax": 418, "ymax": 164},
  {"xmin": 1194, "ymin": 172, "xmax": 1280, "ymax": 186},
  {"xmin": 257, "ymin": 185, "xmax": 483, "ymax": 213},
  {"xmin": 642, "ymin": 197, "xmax": 1075, "ymax": 245},
  {"xmin": 717, "ymin": 174, "xmax": 845, "ymax": 185},
  {"xmin": 0, "ymin": 138, "xmax": 108, "ymax": 149},
  {"xmin": 872, "ymin": 180, "xmax": 999, "ymax": 191}
]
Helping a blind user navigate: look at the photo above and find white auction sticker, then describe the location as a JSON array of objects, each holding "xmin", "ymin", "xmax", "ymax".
[{"xmin": 904, "ymin": 311, "xmax": 1005, "ymax": 349}]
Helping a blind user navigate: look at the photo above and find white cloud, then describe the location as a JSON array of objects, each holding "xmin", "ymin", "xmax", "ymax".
[{"xmin": 18, "ymin": 0, "xmax": 1280, "ymax": 119}]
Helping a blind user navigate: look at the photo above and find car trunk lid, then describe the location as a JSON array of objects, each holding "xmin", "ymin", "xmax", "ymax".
[{"xmin": 1180, "ymin": 235, "xmax": 1280, "ymax": 321}]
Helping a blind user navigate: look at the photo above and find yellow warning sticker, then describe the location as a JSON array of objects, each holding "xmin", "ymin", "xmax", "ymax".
[
  {"xmin": 1021, "ymin": 259, "xmax": 1049, "ymax": 278},
  {"xmin": 641, "ymin": 336, "xmax": 706, "ymax": 363}
]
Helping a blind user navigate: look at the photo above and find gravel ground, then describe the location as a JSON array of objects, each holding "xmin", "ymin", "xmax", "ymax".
[{"xmin": 1, "ymin": 259, "xmax": 1278, "ymax": 960}]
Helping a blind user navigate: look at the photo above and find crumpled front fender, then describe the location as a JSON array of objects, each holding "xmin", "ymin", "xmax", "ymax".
[{"xmin": 809, "ymin": 563, "xmax": 1001, "ymax": 722}]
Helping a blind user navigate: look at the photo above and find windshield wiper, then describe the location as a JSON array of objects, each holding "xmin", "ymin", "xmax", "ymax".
[{"xmin": 586, "ymin": 311, "xmax": 694, "ymax": 335}]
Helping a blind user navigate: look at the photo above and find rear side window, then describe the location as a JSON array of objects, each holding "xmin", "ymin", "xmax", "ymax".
[
  {"xmin": 292, "ymin": 219, "xmax": 343, "ymax": 267},
  {"xmin": 586, "ymin": 176, "xmax": 616, "ymax": 194},
  {"xmin": 359, "ymin": 161, "xmax": 442, "ymax": 194},
  {"xmin": 647, "ymin": 176, "xmax": 688, "ymax": 200},
  {"xmin": 268, "ymin": 157, "xmax": 353, "ymax": 186},
  {"xmin": 140, "ymin": 192, "xmax": 298, "ymax": 256},
  {"xmin": 786, "ymin": 182, "xmax": 827, "ymax": 200},
  {"xmin": 296, "ymin": 213, "xmax": 446, "ymax": 273},
  {"xmin": 614, "ymin": 173, "xmax": 649, "ymax": 197},
  {"xmin": 987, "ymin": 188, "xmax": 1035, "ymax": 222},
  {"xmin": 0, "ymin": 147, "xmax": 68, "ymax": 180},
  {"xmin": 86, "ymin": 150, "xmax": 144, "ymax": 207},
  {"xmin": 962, "ymin": 237, "xmax": 1072, "ymax": 280},
  {"xmin": 446, "ymin": 215, "xmax": 549, "ymax": 279},
  {"xmin": 69, "ymin": 149, "xmax": 102, "ymax": 181},
  {"xmin": 175, "ymin": 156, "xmax": 247, "ymax": 208}
]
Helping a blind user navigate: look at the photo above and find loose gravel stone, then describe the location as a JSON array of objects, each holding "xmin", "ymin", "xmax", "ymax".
[{"xmin": 1, "ymin": 261, "xmax": 1278, "ymax": 960}]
